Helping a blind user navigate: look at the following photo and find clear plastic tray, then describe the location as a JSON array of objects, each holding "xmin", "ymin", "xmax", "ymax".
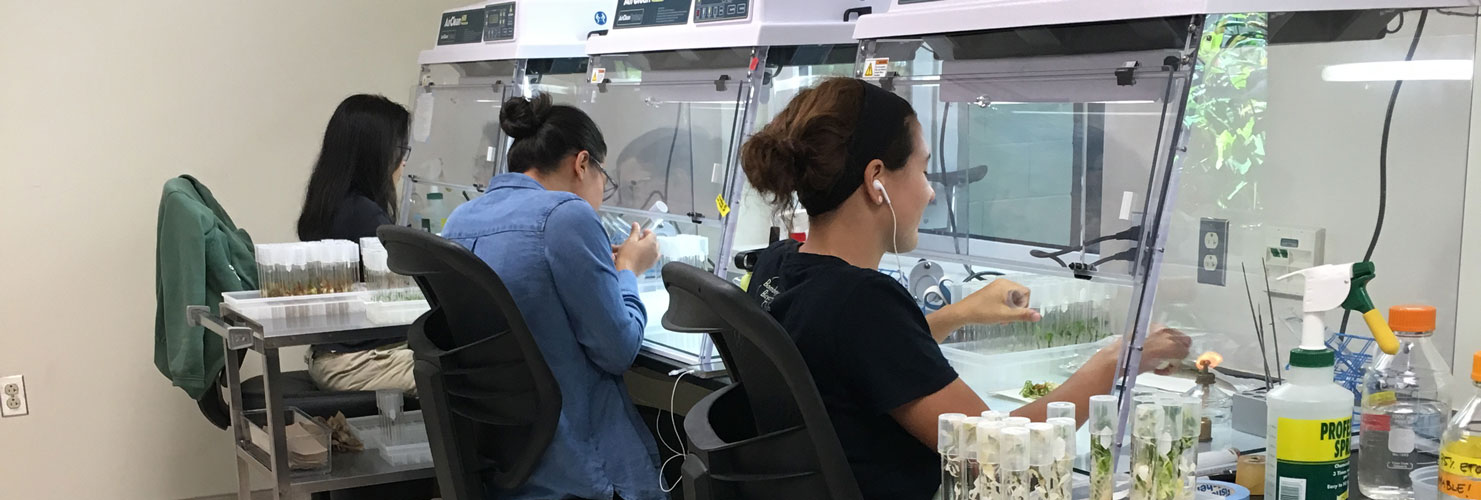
[
  {"xmin": 222, "ymin": 290, "xmax": 368, "ymax": 333},
  {"xmin": 941, "ymin": 341, "xmax": 1096, "ymax": 409},
  {"xmin": 346, "ymin": 410, "xmax": 432, "ymax": 466},
  {"xmin": 364, "ymin": 288, "xmax": 430, "ymax": 326}
]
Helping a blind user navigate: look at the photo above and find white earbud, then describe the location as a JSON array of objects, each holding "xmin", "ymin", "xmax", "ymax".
[
  {"xmin": 873, "ymin": 179, "xmax": 892, "ymax": 205},
  {"xmin": 873, "ymin": 179, "xmax": 904, "ymax": 275}
]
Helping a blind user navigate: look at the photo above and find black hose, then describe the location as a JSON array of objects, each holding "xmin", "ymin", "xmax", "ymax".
[{"xmin": 1341, "ymin": 9, "xmax": 1427, "ymax": 334}]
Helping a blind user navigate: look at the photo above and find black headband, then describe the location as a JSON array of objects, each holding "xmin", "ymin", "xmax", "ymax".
[{"xmin": 798, "ymin": 81, "xmax": 914, "ymax": 216}]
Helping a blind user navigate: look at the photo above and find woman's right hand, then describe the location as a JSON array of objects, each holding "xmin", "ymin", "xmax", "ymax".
[
  {"xmin": 950, "ymin": 278, "xmax": 1042, "ymax": 325},
  {"xmin": 614, "ymin": 222, "xmax": 659, "ymax": 275}
]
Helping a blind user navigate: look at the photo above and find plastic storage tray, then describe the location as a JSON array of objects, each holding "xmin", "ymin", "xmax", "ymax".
[
  {"xmin": 347, "ymin": 410, "xmax": 432, "ymax": 466},
  {"xmin": 942, "ymin": 341, "xmax": 1098, "ymax": 407},
  {"xmin": 222, "ymin": 290, "xmax": 368, "ymax": 333},
  {"xmin": 364, "ymin": 288, "xmax": 431, "ymax": 326}
]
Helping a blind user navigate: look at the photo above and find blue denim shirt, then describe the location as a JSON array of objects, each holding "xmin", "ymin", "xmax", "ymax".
[{"xmin": 442, "ymin": 173, "xmax": 663, "ymax": 500}]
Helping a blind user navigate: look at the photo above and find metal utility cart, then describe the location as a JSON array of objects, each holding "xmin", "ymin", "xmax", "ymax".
[{"xmin": 186, "ymin": 304, "xmax": 431, "ymax": 499}]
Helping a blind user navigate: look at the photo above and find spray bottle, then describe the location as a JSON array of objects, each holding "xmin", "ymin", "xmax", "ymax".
[{"xmin": 1265, "ymin": 262, "xmax": 1396, "ymax": 500}]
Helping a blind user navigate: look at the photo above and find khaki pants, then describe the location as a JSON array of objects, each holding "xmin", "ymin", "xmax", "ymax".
[{"xmin": 307, "ymin": 343, "xmax": 417, "ymax": 396}]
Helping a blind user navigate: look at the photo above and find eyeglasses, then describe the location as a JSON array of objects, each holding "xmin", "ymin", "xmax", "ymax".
[
  {"xmin": 398, "ymin": 145, "xmax": 412, "ymax": 163},
  {"xmin": 590, "ymin": 157, "xmax": 618, "ymax": 200}
]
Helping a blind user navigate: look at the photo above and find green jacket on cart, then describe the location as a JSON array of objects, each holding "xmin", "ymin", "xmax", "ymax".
[{"xmin": 154, "ymin": 175, "xmax": 258, "ymax": 399}]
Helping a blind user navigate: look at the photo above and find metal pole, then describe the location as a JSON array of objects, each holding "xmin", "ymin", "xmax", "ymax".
[
  {"xmin": 262, "ymin": 347, "xmax": 293, "ymax": 498},
  {"xmin": 223, "ymin": 336, "xmax": 251, "ymax": 499},
  {"xmin": 1110, "ymin": 15, "xmax": 1203, "ymax": 463}
]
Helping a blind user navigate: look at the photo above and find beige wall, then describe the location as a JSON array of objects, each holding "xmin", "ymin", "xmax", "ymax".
[{"xmin": 0, "ymin": 1, "xmax": 466, "ymax": 498}]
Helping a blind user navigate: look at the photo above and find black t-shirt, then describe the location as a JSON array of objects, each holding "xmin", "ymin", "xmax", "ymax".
[
  {"xmin": 325, "ymin": 194, "xmax": 393, "ymax": 242},
  {"xmin": 309, "ymin": 194, "xmax": 397, "ymax": 353},
  {"xmin": 746, "ymin": 240, "xmax": 959, "ymax": 500}
]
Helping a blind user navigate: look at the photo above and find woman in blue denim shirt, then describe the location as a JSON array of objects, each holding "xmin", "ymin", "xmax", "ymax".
[{"xmin": 440, "ymin": 93, "xmax": 663, "ymax": 500}]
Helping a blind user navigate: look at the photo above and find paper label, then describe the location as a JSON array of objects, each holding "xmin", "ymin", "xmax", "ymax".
[
  {"xmin": 1442, "ymin": 452, "xmax": 1481, "ymax": 478},
  {"xmin": 1275, "ymin": 417, "xmax": 1351, "ymax": 500},
  {"xmin": 590, "ymin": 67, "xmax": 607, "ymax": 84},
  {"xmin": 1364, "ymin": 391, "xmax": 1397, "ymax": 407},
  {"xmin": 864, "ymin": 58, "xmax": 889, "ymax": 78},
  {"xmin": 1360, "ymin": 413, "xmax": 1390, "ymax": 432},
  {"xmin": 1441, "ymin": 471, "xmax": 1481, "ymax": 500},
  {"xmin": 1443, "ymin": 453, "xmax": 1481, "ymax": 500},
  {"xmin": 715, "ymin": 194, "xmax": 731, "ymax": 218},
  {"xmin": 412, "ymin": 92, "xmax": 435, "ymax": 143}
]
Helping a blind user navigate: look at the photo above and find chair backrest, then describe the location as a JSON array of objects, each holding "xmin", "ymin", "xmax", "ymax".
[
  {"xmin": 660, "ymin": 262, "xmax": 862, "ymax": 500},
  {"xmin": 378, "ymin": 226, "xmax": 562, "ymax": 499}
]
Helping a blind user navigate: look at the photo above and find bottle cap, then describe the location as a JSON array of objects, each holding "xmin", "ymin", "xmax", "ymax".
[
  {"xmin": 1027, "ymin": 423, "xmax": 1055, "ymax": 466},
  {"xmin": 938, "ymin": 413, "xmax": 966, "ymax": 454},
  {"xmin": 1389, "ymin": 304, "xmax": 1437, "ymax": 333},
  {"xmin": 960, "ymin": 417, "xmax": 982, "ymax": 459},
  {"xmin": 427, "ymin": 192, "xmax": 443, "ymax": 200},
  {"xmin": 1000, "ymin": 426, "xmax": 1030, "ymax": 471},
  {"xmin": 1289, "ymin": 348, "xmax": 1334, "ymax": 368},
  {"xmin": 977, "ymin": 420, "xmax": 1006, "ymax": 464}
]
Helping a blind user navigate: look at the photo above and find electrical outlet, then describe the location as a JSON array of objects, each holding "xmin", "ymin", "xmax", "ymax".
[
  {"xmin": 2, "ymin": 375, "xmax": 28, "ymax": 417},
  {"xmin": 1197, "ymin": 218, "xmax": 1230, "ymax": 286}
]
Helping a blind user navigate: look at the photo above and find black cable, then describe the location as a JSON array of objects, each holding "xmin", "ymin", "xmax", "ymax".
[
  {"xmin": 1341, "ymin": 8, "xmax": 1427, "ymax": 334},
  {"xmin": 718, "ymin": 74, "xmax": 749, "ymax": 211},
  {"xmin": 938, "ymin": 103, "xmax": 966, "ymax": 258},
  {"xmin": 661, "ymin": 105, "xmax": 682, "ymax": 202},
  {"xmin": 1384, "ymin": 11, "xmax": 1405, "ymax": 35},
  {"xmin": 964, "ymin": 270, "xmax": 1005, "ymax": 282},
  {"xmin": 687, "ymin": 103, "xmax": 697, "ymax": 220}
]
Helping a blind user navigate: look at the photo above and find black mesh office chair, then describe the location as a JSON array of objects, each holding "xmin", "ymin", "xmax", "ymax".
[
  {"xmin": 378, "ymin": 226, "xmax": 562, "ymax": 500},
  {"xmin": 660, "ymin": 262, "xmax": 863, "ymax": 500}
]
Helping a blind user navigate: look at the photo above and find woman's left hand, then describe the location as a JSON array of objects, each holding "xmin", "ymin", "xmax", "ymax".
[{"xmin": 949, "ymin": 278, "xmax": 1042, "ymax": 325}]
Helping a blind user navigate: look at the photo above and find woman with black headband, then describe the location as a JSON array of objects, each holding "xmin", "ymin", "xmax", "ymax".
[{"xmin": 741, "ymin": 78, "xmax": 1191, "ymax": 499}]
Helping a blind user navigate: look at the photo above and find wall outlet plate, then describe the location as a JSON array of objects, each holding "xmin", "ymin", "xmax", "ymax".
[
  {"xmin": 1, "ymin": 374, "xmax": 27, "ymax": 417},
  {"xmin": 1198, "ymin": 218, "xmax": 1230, "ymax": 286}
]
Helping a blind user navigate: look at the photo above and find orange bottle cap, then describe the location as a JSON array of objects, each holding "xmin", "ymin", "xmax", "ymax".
[
  {"xmin": 1474, "ymin": 351, "xmax": 1481, "ymax": 383},
  {"xmin": 1388, "ymin": 304, "xmax": 1436, "ymax": 333}
]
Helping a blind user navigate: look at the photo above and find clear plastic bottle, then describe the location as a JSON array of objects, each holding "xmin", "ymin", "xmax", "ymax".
[
  {"xmin": 1441, "ymin": 351, "xmax": 1481, "ymax": 500},
  {"xmin": 1359, "ymin": 305, "xmax": 1452, "ymax": 499}
]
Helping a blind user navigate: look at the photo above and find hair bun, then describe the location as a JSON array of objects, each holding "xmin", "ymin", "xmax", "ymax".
[
  {"xmin": 499, "ymin": 93, "xmax": 554, "ymax": 140},
  {"xmin": 741, "ymin": 130, "xmax": 817, "ymax": 206}
]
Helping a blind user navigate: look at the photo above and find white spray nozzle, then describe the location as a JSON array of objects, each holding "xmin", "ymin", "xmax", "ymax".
[{"xmin": 1277, "ymin": 263, "xmax": 1355, "ymax": 350}]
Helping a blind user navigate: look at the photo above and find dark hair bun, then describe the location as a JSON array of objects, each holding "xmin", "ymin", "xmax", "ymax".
[
  {"xmin": 741, "ymin": 130, "xmax": 815, "ymax": 203},
  {"xmin": 500, "ymin": 93, "xmax": 553, "ymax": 140}
]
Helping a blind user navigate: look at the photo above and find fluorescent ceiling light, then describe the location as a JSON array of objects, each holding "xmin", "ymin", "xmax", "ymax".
[{"xmin": 1322, "ymin": 60, "xmax": 1473, "ymax": 82}]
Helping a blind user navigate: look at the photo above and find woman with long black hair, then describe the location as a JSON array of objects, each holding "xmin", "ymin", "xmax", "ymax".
[{"xmin": 297, "ymin": 94, "xmax": 418, "ymax": 394}]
